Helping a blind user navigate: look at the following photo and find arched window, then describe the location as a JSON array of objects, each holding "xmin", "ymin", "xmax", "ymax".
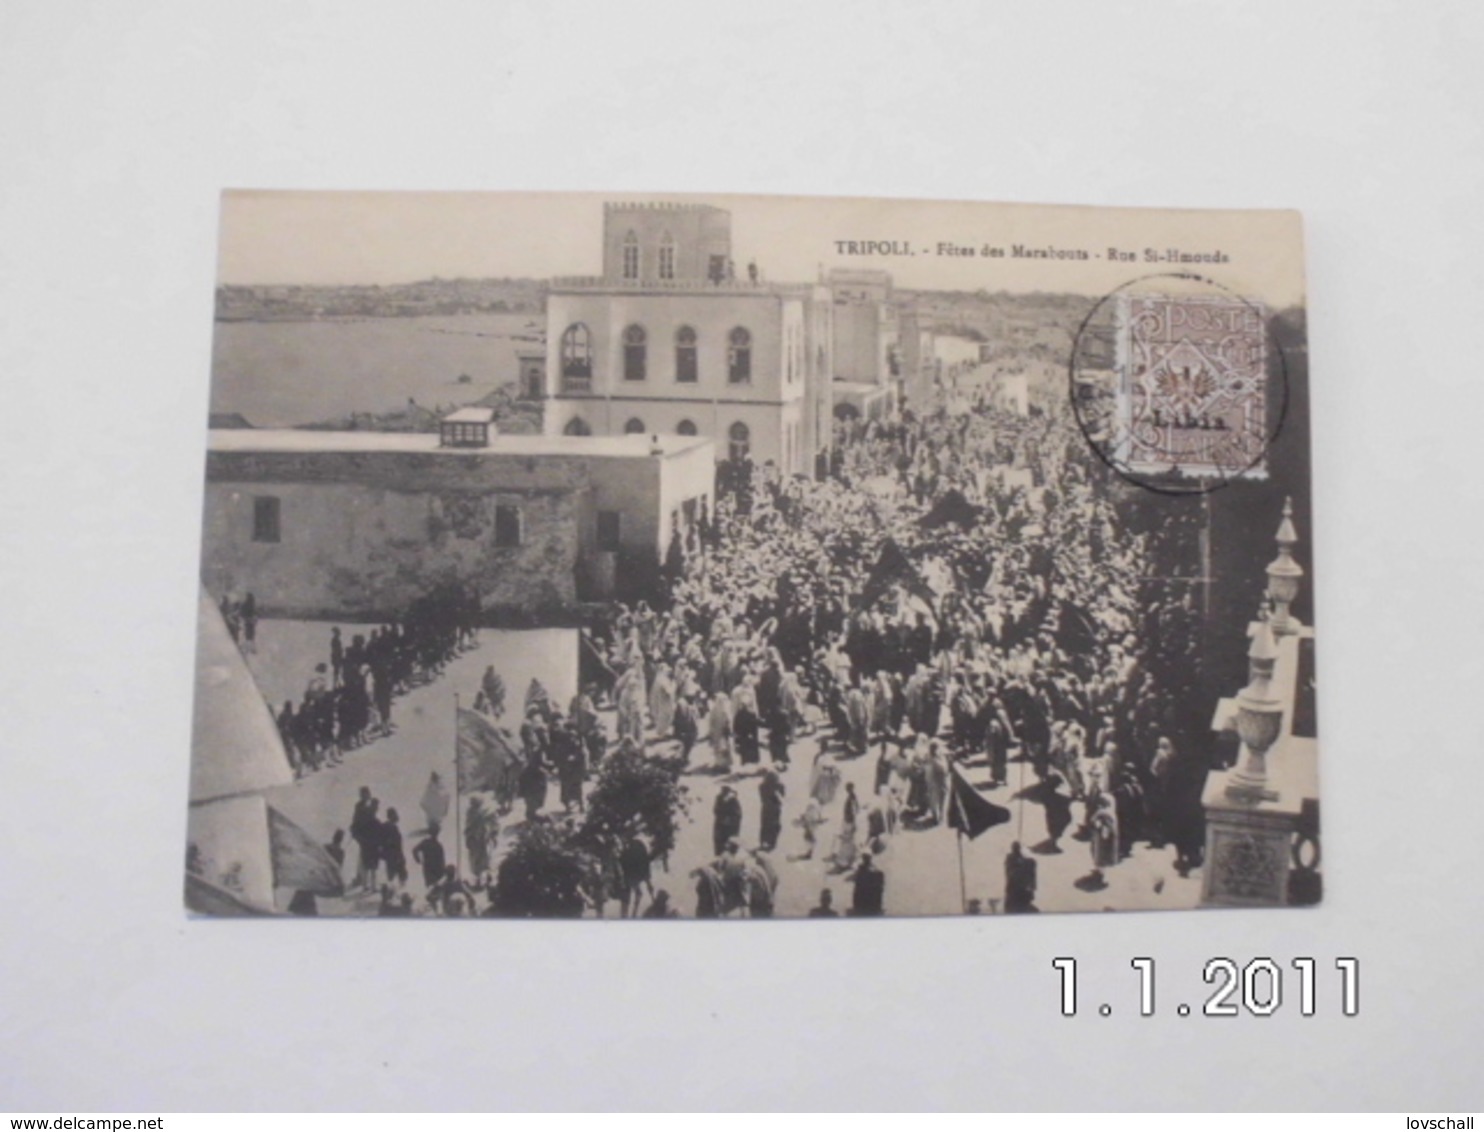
[
  {"xmin": 676, "ymin": 419, "xmax": 698, "ymax": 436},
  {"xmin": 622, "ymin": 324, "xmax": 647, "ymax": 381},
  {"xmin": 675, "ymin": 325, "xmax": 698, "ymax": 383},
  {"xmin": 658, "ymin": 231, "xmax": 676, "ymax": 280},
  {"xmin": 728, "ymin": 421, "xmax": 750, "ymax": 461},
  {"xmin": 728, "ymin": 327, "xmax": 752, "ymax": 383},
  {"xmin": 622, "ymin": 230, "xmax": 640, "ymax": 280},
  {"xmin": 564, "ymin": 416, "xmax": 592, "ymax": 436},
  {"xmin": 624, "ymin": 417, "xmax": 646, "ymax": 435},
  {"xmin": 560, "ymin": 323, "xmax": 592, "ymax": 390}
]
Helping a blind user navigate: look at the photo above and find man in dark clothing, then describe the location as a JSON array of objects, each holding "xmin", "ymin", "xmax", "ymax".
[
  {"xmin": 428, "ymin": 865, "xmax": 477, "ymax": 916},
  {"xmin": 380, "ymin": 807, "xmax": 407, "ymax": 886},
  {"xmin": 663, "ymin": 528, "xmax": 685, "ymax": 593},
  {"xmin": 757, "ymin": 657, "xmax": 784, "ymax": 722},
  {"xmin": 551, "ymin": 715, "xmax": 586, "ymax": 813},
  {"xmin": 240, "ymin": 592, "xmax": 258, "ymax": 653},
  {"xmin": 758, "ymin": 769, "xmax": 786, "ymax": 851},
  {"xmin": 619, "ymin": 836, "xmax": 653, "ymax": 918},
  {"xmin": 808, "ymin": 888, "xmax": 839, "ymax": 917},
  {"xmin": 349, "ymin": 787, "xmax": 379, "ymax": 892},
  {"xmin": 673, "ymin": 697, "xmax": 700, "ymax": 763},
  {"xmin": 412, "ymin": 825, "xmax": 447, "ymax": 890},
  {"xmin": 641, "ymin": 889, "xmax": 678, "ymax": 919},
  {"xmin": 1004, "ymin": 841, "xmax": 1039, "ymax": 913},
  {"xmin": 713, "ymin": 786, "xmax": 743, "ymax": 857},
  {"xmin": 985, "ymin": 712, "xmax": 1010, "ymax": 788},
  {"xmin": 1021, "ymin": 772, "xmax": 1073, "ymax": 852},
  {"xmin": 371, "ymin": 663, "xmax": 393, "ymax": 735},
  {"xmin": 734, "ymin": 700, "xmax": 761, "ymax": 765},
  {"xmin": 323, "ymin": 829, "xmax": 346, "ymax": 875},
  {"xmin": 849, "ymin": 854, "xmax": 885, "ymax": 916},
  {"xmin": 765, "ymin": 706, "xmax": 792, "ymax": 768},
  {"xmin": 518, "ymin": 755, "xmax": 549, "ymax": 822}
]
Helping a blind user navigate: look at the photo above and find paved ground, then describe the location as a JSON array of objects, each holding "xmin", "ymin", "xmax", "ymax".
[
  {"xmin": 248, "ymin": 618, "xmax": 1202, "ymax": 917},
  {"xmin": 252, "ymin": 620, "xmax": 575, "ymax": 914}
]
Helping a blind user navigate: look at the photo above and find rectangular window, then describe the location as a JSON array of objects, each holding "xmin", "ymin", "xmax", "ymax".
[
  {"xmin": 252, "ymin": 496, "xmax": 280, "ymax": 543},
  {"xmin": 445, "ymin": 423, "xmax": 483, "ymax": 446},
  {"xmin": 624, "ymin": 344, "xmax": 646, "ymax": 381},
  {"xmin": 494, "ymin": 505, "xmax": 522, "ymax": 548},
  {"xmin": 728, "ymin": 350, "xmax": 751, "ymax": 383},
  {"xmin": 596, "ymin": 510, "xmax": 621, "ymax": 552}
]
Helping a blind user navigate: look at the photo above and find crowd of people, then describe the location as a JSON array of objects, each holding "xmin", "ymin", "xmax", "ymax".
[
  {"xmin": 552, "ymin": 386, "xmax": 1217, "ymax": 915},
  {"xmin": 280, "ymin": 378, "xmax": 1219, "ymax": 917},
  {"xmin": 266, "ymin": 584, "xmax": 482, "ymax": 776}
]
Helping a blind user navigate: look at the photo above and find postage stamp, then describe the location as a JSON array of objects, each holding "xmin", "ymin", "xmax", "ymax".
[
  {"xmin": 1069, "ymin": 275, "xmax": 1284, "ymax": 495},
  {"xmin": 1114, "ymin": 291, "xmax": 1270, "ymax": 481}
]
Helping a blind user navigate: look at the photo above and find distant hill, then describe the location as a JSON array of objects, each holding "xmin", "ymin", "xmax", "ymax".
[{"xmin": 216, "ymin": 278, "xmax": 549, "ymax": 321}]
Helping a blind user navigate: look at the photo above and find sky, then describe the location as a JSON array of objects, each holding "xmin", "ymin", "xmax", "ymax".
[{"xmin": 217, "ymin": 190, "xmax": 1308, "ymax": 307}]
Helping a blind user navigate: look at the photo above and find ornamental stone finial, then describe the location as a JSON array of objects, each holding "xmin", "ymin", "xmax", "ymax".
[{"xmin": 1266, "ymin": 496, "xmax": 1304, "ymax": 637}]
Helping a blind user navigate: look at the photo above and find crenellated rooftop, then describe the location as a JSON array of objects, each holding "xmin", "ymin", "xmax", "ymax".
[
  {"xmin": 551, "ymin": 275, "xmax": 815, "ymax": 297},
  {"xmin": 603, "ymin": 201, "xmax": 727, "ymax": 213}
]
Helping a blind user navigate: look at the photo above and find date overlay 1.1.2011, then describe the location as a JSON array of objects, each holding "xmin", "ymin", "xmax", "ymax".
[{"xmin": 1051, "ymin": 958, "xmax": 1360, "ymax": 1018}]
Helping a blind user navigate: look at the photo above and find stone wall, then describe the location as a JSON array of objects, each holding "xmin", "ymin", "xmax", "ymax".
[{"xmin": 202, "ymin": 449, "xmax": 588, "ymax": 620}]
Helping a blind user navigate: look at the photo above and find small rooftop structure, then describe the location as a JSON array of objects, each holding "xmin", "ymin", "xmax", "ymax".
[{"xmin": 440, "ymin": 406, "xmax": 497, "ymax": 449}]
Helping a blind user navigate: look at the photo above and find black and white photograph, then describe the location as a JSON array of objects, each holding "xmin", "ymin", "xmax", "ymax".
[
  {"xmin": 8, "ymin": 0, "xmax": 1483, "ymax": 1114},
  {"xmin": 189, "ymin": 191, "xmax": 1316, "ymax": 920}
]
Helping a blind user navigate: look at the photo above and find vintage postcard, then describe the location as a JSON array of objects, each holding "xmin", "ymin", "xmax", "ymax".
[{"xmin": 188, "ymin": 191, "xmax": 1318, "ymax": 919}]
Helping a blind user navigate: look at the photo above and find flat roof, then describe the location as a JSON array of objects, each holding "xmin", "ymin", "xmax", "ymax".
[
  {"xmin": 549, "ymin": 275, "xmax": 814, "ymax": 298},
  {"xmin": 443, "ymin": 407, "xmax": 496, "ymax": 423},
  {"xmin": 208, "ymin": 428, "xmax": 713, "ymax": 459}
]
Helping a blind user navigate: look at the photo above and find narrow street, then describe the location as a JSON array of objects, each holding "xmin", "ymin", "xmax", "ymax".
[{"xmin": 249, "ymin": 618, "xmax": 1200, "ymax": 917}]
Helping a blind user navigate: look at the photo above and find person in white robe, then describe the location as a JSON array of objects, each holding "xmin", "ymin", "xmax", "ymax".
[
  {"xmin": 648, "ymin": 663, "xmax": 676, "ymax": 741},
  {"xmin": 614, "ymin": 664, "xmax": 647, "ymax": 748}
]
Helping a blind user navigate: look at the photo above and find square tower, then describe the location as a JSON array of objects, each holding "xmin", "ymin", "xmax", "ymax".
[{"xmin": 602, "ymin": 202, "xmax": 732, "ymax": 284}]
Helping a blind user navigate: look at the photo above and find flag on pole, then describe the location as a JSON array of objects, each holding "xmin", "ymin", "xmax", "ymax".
[
  {"xmin": 918, "ymin": 488, "xmax": 982, "ymax": 530},
  {"xmin": 267, "ymin": 805, "xmax": 345, "ymax": 896},
  {"xmin": 457, "ymin": 706, "xmax": 522, "ymax": 794},
  {"xmin": 1050, "ymin": 599, "xmax": 1100, "ymax": 656},
  {"xmin": 855, "ymin": 538, "xmax": 937, "ymax": 615},
  {"xmin": 947, "ymin": 763, "xmax": 1012, "ymax": 840}
]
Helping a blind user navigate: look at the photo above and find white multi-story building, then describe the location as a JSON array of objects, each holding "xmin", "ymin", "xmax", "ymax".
[
  {"xmin": 828, "ymin": 267, "xmax": 898, "ymax": 420},
  {"xmin": 542, "ymin": 202, "xmax": 834, "ymax": 478}
]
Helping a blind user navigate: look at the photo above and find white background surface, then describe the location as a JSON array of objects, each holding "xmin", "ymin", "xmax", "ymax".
[{"xmin": 3, "ymin": 0, "xmax": 1482, "ymax": 1112}]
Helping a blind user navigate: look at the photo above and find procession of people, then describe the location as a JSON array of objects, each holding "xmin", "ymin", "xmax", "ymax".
[{"xmin": 268, "ymin": 376, "xmax": 1216, "ymax": 918}]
